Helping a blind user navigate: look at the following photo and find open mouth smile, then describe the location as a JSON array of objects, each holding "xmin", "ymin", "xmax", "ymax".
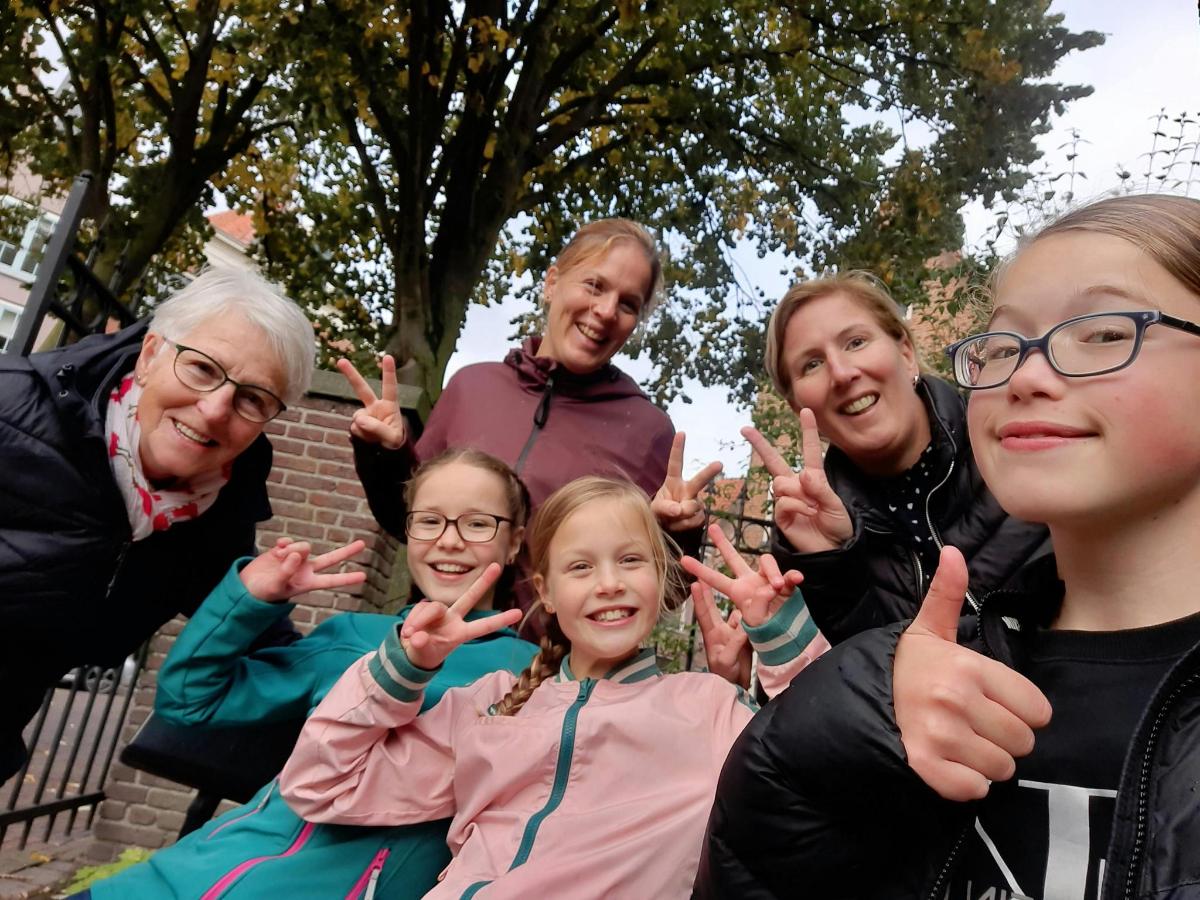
[
  {"xmin": 172, "ymin": 419, "xmax": 218, "ymax": 447},
  {"xmin": 839, "ymin": 393, "xmax": 879, "ymax": 416},
  {"xmin": 587, "ymin": 607, "xmax": 637, "ymax": 625}
]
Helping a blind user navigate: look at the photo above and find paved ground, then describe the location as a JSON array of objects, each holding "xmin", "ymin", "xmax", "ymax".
[{"xmin": 0, "ymin": 835, "xmax": 93, "ymax": 899}]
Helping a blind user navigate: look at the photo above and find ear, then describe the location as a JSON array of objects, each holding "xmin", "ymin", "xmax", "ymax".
[
  {"xmin": 542, "ymin": 266, "xmax": 559, "ymax": 306},
  {"xmin": 506, "ymin": 525, "xmax": 526, "ymax": 565},
  {"xmin": 134, "ymin": 331, "xmax": 167, "ymax": 382},
  {"xmin": 531, "ymin": 573, "xmax": 553, "ymax": 613},
  {"xmin": 897, "ymin": 334, "xmax": 919, "ymax": 380}
]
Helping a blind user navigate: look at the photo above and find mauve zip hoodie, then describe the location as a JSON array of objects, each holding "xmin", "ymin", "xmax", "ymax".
[
  {"xmin": 280, "ymin": 591, "xmax": 829, "ymax": 899},
  {"xmin": 354, "ymin": 337, "xmax": 677, "ymax": 538}
]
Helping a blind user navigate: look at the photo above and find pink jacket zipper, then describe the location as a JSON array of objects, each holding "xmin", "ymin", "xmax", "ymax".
[
  {"xmin": 345, "ymin": 848, "xmax": 390, "ymax": 900},
  {"xmin": 200, "ymin": 822, "xmax": 316, "ymax": 900}
]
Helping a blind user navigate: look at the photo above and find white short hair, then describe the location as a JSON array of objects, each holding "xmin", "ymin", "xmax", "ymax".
[{"xmin": 148, "ymin": 267, "xmax": 315, "ymax": 403}]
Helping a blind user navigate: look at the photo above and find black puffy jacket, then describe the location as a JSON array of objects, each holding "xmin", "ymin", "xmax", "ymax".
[
  {"xmin": 0, "ymin": 324, "xmax": 273, "ymax": 781},
  {"xmin": 775, "ymin": 375, "xmax": 1050, "ymax": 645},
  {"xmin": 694, "ymin": 557, "xmax": 1200, "ymax": 899}
]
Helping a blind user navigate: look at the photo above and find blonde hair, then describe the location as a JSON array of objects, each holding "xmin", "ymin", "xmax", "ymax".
[
  {"xmin": 405, "ymin": 448, "xmax": 530, "ymax": 611},
  {"xmin": 552, "ymin": 219, "xmax": 665, "ymax": 316},
  {"xmin": 763, "ymin": 271, "xmax": 923, "ymax": 404},
  {"xmin": 999, "ymin": 194, "xmax": 1200, "ymax": 298},
  {"xmin": 490, "ymin": 477, "xmax": 684, "ymax": 716}
]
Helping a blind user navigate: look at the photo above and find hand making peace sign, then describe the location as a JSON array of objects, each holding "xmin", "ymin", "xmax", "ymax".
[
  {"xmin": 239, "ymin": 538, "xmax": 368, "ymax": 603},
  {"xmin": 337, "ymin": 355, "xmax": 407, "ymax": 449},
  {"xmin": 651, "ymin": 432, "xmax": 724, "ymax": 532},
  {"xmin": 691, "ymin": 581, "xmax": 751, "ymax": 688},
  {"xmin": 681, "ymin": 523, "xmax": 803, "ymax": 628},
  {"xmin": 399, "ymin": 564, "xmax": 523, "ymax": 670},
  {"xmin": 742, "ymin": 408, "xmax": 853, "ymax": 554}
]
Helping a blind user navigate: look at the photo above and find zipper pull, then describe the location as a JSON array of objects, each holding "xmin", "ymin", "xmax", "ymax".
[
  {"xmin": 534, "ymin": 374, "xmax": 555, "ymax": 427},
  {"xmin": 363, "ymin": 863, "xmax": 383, "ymax": 900}
]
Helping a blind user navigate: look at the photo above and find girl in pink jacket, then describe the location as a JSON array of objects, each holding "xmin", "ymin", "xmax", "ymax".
[{"xmin": 280, "ymin": 476, "xmax": 829, "ymax": 899}]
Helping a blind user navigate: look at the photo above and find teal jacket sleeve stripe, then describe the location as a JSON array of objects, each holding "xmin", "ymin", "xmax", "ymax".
[
  {"xmin": 156, "ymin": 561, "xmax": 346, "ymax": 726},
  {"xmin": 367, "ymin": 625, "xmax": 439, "ymax": 702},
  {"xmin": 742, "ymin": 587, "xmax": 819, "ymax": 666}
]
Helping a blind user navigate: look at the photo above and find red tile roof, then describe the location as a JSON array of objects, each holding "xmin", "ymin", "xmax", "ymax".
[{"xmin": 207, "ymin": 210, "xmax": 255, "ymax": 247}]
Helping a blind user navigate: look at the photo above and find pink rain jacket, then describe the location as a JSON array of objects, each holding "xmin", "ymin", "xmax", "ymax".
[{"xmin": 281, "ymin": 593, "xmax": 829, "ymax": 899}]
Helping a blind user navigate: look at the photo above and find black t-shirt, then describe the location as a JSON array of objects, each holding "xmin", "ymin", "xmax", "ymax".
[{"xmin": 947, "ymin": 611, "xmax": 1200, "ymax": 900}]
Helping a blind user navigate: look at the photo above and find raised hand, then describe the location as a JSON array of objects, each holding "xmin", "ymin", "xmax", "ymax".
[
  {"xmin": 337, "ymin": 355, "xmax": 407, "ymax": 449},
  {"xmin": 894, "ymin": 546, "xmax": 1052, "ymax": 802},
  {"xmin": 240, "ymin": 538, "xmax": 368, "ymax": 603},
  {"xmin": 742, "ymin": 408, "xmax": 852, "ymax": 553},
  {"xmin": 400, "ymin": 564, "xmax": 523, "ymax": 670},
  {"xmin": 691, "ymin": 581, "xmax": 751, "ymax": 688},
  {"xmin": 681, "ymin": 523, "xmax": 803, "ymax": 628},
  {"xmin": 651, "ymin": 432, "xmax": 723, "ymax": 532}
]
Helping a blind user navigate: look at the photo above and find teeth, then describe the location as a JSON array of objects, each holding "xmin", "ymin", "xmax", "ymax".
[
  {"xmin": 432, "ymin": 563, "xmax": 470, "ymax": 574},
  {"xmin": 593, "ymin": 609, "xmax": 632, "ymax": 622},
  {"xmin": 174, "ymin": 420, "xmax": 215, "ymax": 445},
  {"xmin": 841, "ymin": 394, "xmax": 878, "ymax": 415},
  {"xmin": 577, "ymin": 323, "xmax": 605, "ymax": 343}
]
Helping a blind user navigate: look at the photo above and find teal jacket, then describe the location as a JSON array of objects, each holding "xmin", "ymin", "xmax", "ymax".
[{"xmin": 90, "ymin": 562, "xmax": 536, "ymax": 900}]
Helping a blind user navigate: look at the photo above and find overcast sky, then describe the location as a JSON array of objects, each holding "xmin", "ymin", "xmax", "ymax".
[{"xmin": 445, "ymin": 1, "xmax": 1200, "ymax": 478}]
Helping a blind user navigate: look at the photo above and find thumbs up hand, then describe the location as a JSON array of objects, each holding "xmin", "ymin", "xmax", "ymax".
[{"xmin": 894, "ymin": 546, "xmax": 1052, "ymax": 802}]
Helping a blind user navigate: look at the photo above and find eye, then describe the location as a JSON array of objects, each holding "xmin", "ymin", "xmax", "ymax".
[
  {"xmin": 461, "ymin": 515, "xmax": 497, "ymax": 534},
  {"xmin": 1078, "ymin": 326, "xmax": 1133, "ymax": 344},
  {"xmin": 184, "ymin": 358, "xmax": 221, "ymax": 381},
  {"xmin": 799, "ymin": 357, "xmax": 823, "ymax": 375},
  {"xmin": 567, "ymin": 560, "xmax": 592, "ymax": 573},
  {"xmin": 618, "ymin": 298, "xmax": 640, "ymax": 315},
  {"xmin": 413, "ymin": 513, "xmax": 443, "ymax": 527},
  {"xmin": 846, "ymin": 336, "xmax": 868, "ymax": 351},
  {"xmin": 583, "ymin": 279, "xmax": 602, "ymax": 295},
  {"xmin": 238, "ymin": 391, "xmax": 270, "ymax": 417},
  {"xmin": 982, "ymin": 341, "xmax": 1019, "ymax": 362},
  {"xmin": 620, "ymin": 554, "xmax": 646, "ymax": 566}
]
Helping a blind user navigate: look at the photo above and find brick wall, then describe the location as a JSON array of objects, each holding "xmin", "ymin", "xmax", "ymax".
[{"xmin": 86, "ymin": 371, "xmax": 419, "ymax": 861}]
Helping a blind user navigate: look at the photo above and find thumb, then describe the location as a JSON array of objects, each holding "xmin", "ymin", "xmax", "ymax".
[{"xmin": 910, "ymin": 546, "xmax": 969, "ymax": 643}]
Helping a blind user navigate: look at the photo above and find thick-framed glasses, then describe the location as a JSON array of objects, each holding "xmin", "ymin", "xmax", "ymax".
[
  {"xmin": 944, "ymin": 310, "xmax": 1200, "ymax": 391},
  {"xmin": 405, "ymin": 511, "xmax": 513, "ymax": 543},
  {"xmin": 172, "ymin": 344, "xmax": 287, "ymax": 423}
]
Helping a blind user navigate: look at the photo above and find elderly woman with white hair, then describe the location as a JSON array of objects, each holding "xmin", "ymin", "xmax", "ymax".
[{"xmin": 0, "ymin": 267, "xmax": 314, "ymax": 783}]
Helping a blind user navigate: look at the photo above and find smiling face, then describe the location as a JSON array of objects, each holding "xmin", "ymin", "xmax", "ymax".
[
  {"xmin": 967, "ymin": 231, "xmax": 1200, "ymax": 528},
  {"xmin": 405, "ymin": 461, "xmax": 524, "ymax": 609},
  {"xmin": 782, "ymin": 291, "xmax": 929, "ymax": 475},
  {"xmin": 533, "ymin": 496, "xmax": 661, "ymax": 679},
  {"xmin": 134, "ymin": 315, "xmax": 286, "ymax": 484},
  {"xmin": 536, "ymin": 241, "xmax": 653, "ymax": 374}
]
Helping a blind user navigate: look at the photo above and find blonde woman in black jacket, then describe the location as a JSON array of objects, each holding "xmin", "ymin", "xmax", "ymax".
[
  {"xmin": 698, "ymin": 194, "xmax": 1200, "ymax": 898},
  {"xmin": 745, "ymin": 272, "xmax": 1048, "ymax": 645}
]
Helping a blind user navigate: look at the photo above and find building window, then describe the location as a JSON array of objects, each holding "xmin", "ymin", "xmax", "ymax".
[
  {"xmin": 0, "ymin": 302, "xmax": 22, "ymax": 352},
  {"xmin": 0, "ymin": 197, "xmax": 57, "ymax": 284}
]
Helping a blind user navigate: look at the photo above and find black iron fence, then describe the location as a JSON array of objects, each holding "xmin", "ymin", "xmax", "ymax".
[{"xmin": 2, "ymin": 172, "xmax": 144, "ymax": 850}]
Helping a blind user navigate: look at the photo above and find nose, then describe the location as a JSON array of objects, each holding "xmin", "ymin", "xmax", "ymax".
[
  {"xmin": 194, "ymin": 383, "xmax": 238, "ymax": 424},
  {"xmin": 824, "ymin": 351, "xmax": 859, "ymax": 385},
  {"xmin": 435, "ymin": 520, "xmax": 467, "ymax": 550},
  {"xmin": 1004, "ymin": 346, "xmax": 1063, "ymax": 400},
  {"xmin": 592, "ymin": 292, "xmax": 619, "ymax": 323},
  {"xmin": 594, "ymin": 562, "xmax": 625, "ymax": 597}
]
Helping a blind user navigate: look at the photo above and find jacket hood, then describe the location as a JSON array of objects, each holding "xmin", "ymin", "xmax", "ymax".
[
  {"xmin": 27, "ymin": 321, "xmax": 149, "ymax": 416},
  {"xmin": 505, "ymin": 337, "xmax": 652, "ymax": 403}
]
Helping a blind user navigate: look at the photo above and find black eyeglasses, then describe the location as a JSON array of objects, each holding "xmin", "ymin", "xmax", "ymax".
[
  {"xmin": 172, "ymin": 344, "xmax": 287, "ymax": 423},
  {"xmin": 405, "ymin": 511, "xmax": 513, "ymax": 543},
  {"xmin": 945, "ymin": 310, "xmax": 1200, "ymax": 390}
]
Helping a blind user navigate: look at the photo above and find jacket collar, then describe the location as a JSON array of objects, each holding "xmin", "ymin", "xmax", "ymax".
[
  {"xmin": 557, "ymin": 647, "xmax": 662, "ymax": 684},
  {"xmin": 504, "ymin": 337, "xmax": 650, "ymax": 402}
]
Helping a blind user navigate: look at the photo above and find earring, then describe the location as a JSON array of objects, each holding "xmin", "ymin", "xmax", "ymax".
[
  {"xmin": 912, "ymin": 373, "xmax": 921, "ymax": 389},
  {"xmin": 135, "ymin": 373, "xmax": 146, "ymax": 386},
  {"xmin": 542, "ymin": 602, "xmax": 556, "ymax": 615}
]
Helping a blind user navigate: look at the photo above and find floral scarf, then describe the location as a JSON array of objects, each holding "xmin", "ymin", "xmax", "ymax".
[{"xmin": 104, "ymin": 375, "xmax": 229, "ymax": 540}]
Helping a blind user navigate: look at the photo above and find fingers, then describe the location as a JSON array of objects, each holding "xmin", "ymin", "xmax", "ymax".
[
  {"xmin": 666, "ymin": 431, "xmax": 685, "ymax": 480},
  {"xmin": 690, "ymin": 582, "xmax": 720, "ymax": 635},
  {"xmin": 448, "ymin": 563, "xmax": 503, "ymax": 618},
  {"xmin": 757, "ymin": 554, "xmax": 786, "ymax": 595},
  {"xmin": 336, "ymin": 358, "xmax": 377, "ymax": 407},
  {"xmin": 978, "ymin": 658, "xmax": 1053, "ymax": 731},
  {"xmin": 311, "ymin": 570, "xmax": 368, "ymax": 591},
  {"xmin": 705, "ymin": 523, "xmax": 754, "ymax": 577},
  {"xmin": 309, "ymin": 539, "xmax": 367, "ymax": 571},
  {"xmin": 797, "ymin": 408, "xmax": 825, "ymax": 472},
  {"xmin": 727, "ymin": 609, "xmax": 743, "ymax": 631},
  {"xmin": 462, "ymin": 607, "xmax": 523, "ymax": 641},
  {"xmin": 684, "ymin": 460, "xmax": 723, "ymax": 498},
  {"xmin": 379, "ymin": 354, "xmax": 397, "ymax": 404},
  {"xmin": 741, "ymin": 426, "xmax": 793, "ymax": 478},
  {"xmin": 908, "ymin": 546, "xmax": 969, "ymax": 643},
  {"xmin": 401, "ymin": 600, "xmax": 446, "ymax": 639},
  {"xmin": 680, "ymin": 554, "xmax": 737, "ymax": 598}
]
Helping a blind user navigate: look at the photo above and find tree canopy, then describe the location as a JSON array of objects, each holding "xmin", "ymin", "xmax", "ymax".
[{"xmin": 3, "ymin": 1, "xmax": 1103, "ymax": 406}]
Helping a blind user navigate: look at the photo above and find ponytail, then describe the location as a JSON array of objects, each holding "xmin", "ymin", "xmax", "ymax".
[{"xmin": 490, "ymin": 635, "xmax": 567, "ymax": 717}]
